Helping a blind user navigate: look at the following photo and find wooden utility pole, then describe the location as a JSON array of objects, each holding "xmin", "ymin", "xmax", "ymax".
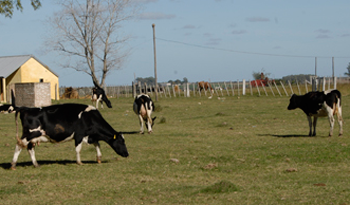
[
  {"xmin": 332, "ymin": 57, "xmax": 334, "ymax": 77},
  {"xmin": 152, "ymin": 24, "xmax": 158, "ymax": 101}
]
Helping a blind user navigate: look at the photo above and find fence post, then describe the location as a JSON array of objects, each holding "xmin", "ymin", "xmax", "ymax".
[
  {"xmin": 334, "ymin": 77, "xmax": 337, "ymax": 89},
  {"xmin": 273, "ymin": 81, "xmax": 281, "ymax": 96},
  {"xmin": 254, "ymin": 80, "xmax": 260, "ymax": 96},
  {"xmin": 192, "ymin": 83, "xmax": 196, "ymax": 97},
  {"xmin": 296, "ymin": 80, "xmax": 301, "ymax": 95},
  {"xmin": 249, "ymin": 80, "xmax": 253, "ymax": 96},
  {"xmin": 224, "ymin": 82, "xmax": 230, "ymax": 96},
  {"xmin": 237, "ymin": 80, "xmax": 240, "ymax": 96},
  {"xmin": 280, "ymin": 81, "xmax": 288, "ymax": 96},
  {"xmin": 268, "ymin": 82, "xmax": 275, "ymax": 96},
  {"xmin": 186, "ymin": 83, "xmax": 190, "ymax": 97},
  {"xmin": 242, "ymin": 79, "xmax": 246, "ymax": 95},
  {"xmin": 322, "ymin": 77, "xmax": 326, "ymax": 91},
  {"xmin": 288, "ymin": 80, "xmax": 294, "ymax": 94},
  {"xmin": 230, "ymin": 81, "xmax": 235, "ymax": 96},
  {"xmin": 261, "ymin": 82, "xmax": 268, "ymax": 96}
]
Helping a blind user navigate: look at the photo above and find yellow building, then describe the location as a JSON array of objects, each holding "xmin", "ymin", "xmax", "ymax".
[{"xmin": 0, "ymin": 55, "xmax": 59, "ymax": 102}]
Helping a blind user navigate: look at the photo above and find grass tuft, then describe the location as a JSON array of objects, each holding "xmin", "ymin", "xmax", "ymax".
[{"xmin": 199, "ymin": 180, "xmax": 240, "ymax": 194}]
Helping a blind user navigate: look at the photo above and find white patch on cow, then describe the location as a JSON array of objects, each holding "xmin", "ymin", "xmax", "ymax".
[
  {"xmin": 29, "ymin": 126, "xmax": 46, "ymax": 136},
  {"xmin": 78, "ymin": 111, "xmax": 83, "ymax": 119},
  {"xmin": 31, "ymin": 136, "xmax": 50, "ymax": 144},
  {"xmin": 78, "ymin": 105, "xmax": 97, "ymax": 118},
  {"xmin": 85, "ymin": 105, "xmax": 96, "ymax": 112},
  {"xmin": 82, "ymin": 136, "xmax": 89, "ymax": 144}
]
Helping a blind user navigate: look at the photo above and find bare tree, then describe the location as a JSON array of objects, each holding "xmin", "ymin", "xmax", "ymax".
[{"xmin": 48, "ymin": 0, "xmax": 138, "ymax": 87}]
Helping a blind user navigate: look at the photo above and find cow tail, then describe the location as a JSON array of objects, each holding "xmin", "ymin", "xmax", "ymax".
[{"xmin": 15, "ymin": 109, "xmax": 25, "ymax": 148}]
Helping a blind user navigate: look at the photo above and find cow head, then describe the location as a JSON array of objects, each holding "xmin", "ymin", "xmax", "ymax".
[
  {"xmin": 287, "ymin": 94, "xmax": 298, "ymax": 110},
  {"xmin": 103, "ymin": 96, "xmax": 112, "ymax": 108},
  {"xmin": 110, "ymin": 133, "xmax": 129, "ymax": 157}
]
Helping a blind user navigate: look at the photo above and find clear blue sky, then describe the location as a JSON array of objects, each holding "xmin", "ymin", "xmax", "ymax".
[{"xmin": 1, "ymin": 0, "xmax": 350, "ymax": 87}]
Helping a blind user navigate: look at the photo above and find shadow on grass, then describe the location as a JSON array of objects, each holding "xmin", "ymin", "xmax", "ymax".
[
  {"xmin": 120, "ymin": 131, "xmax": 140, "ymax": 135},
  {"xmin": 0, "ymin": 160, "xmax": 98, "ymax": 170},
  {"xmin": 258, "ymin": 134, "xmax": 312, "ymax": 138}
]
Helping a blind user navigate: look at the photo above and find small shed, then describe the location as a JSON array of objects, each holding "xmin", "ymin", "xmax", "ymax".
[
  {"xmin": 12, "ymin": 83, "xmax": 51, "ymax": 107},
  {"xmin": 0, "ymin": 55, "xmax": 59, "ymax": 103}
]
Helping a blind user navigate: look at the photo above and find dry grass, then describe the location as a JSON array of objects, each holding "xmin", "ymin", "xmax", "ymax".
[{"xmin": 0, "ymin": 85, "xmax": 350, "ymax": 204}]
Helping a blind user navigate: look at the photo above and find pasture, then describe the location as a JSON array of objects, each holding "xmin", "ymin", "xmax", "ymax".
[{"xmin": 1, "ymin": 86, "xmax": 350, "ymax": 204}]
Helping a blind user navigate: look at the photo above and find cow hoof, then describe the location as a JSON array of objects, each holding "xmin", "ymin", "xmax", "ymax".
[
  {"xmin": 77, "ymin": 162, "xmax": 84, "ymax": 165},
  {"xmin": 10, "ymin": 167, "xmax": 16, "ymax": 170},
  {"xmin": 97, "ymin": 157, "xmax": 102, "ymax": 164},
  {"xmin": 339, "ymin": 134, "xmax": 343, "ymax": 137}
]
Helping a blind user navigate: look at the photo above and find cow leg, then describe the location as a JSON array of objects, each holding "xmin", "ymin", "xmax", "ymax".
[
  {"xmin": 137, "ymin": 115, "xmax": 145, "ymax": 134},
  {"xmin": 307, "ymin": 116, "xmax": 313, "ymax": 136},
  {"xmin": 327, "ymin": 112, "xmax": 335, "ymax": 137},
  {"xmin": 312, "ymin": 116, "xmax": 318, "ymax": 136},
  {"xmin": 27, "ymin": 143, "xmax": 39, "ymax": 168},
  {"xmin": 75, "ymin": 141, "xmax": 84, "ymax": 165},
  {"xmin": 146, "ymin": 111, "xmax": 153, "ymax": 134},
  {"xmin": 337, "ymin": 103, "xmax": 343, "ymax": 136},
  {"xmin": 94, "ymin": 142, "xmax": 102, "ymax": 164},
  {"xmin": 11, "ymin": 144, "xmax": 23, "ymax": 170}
]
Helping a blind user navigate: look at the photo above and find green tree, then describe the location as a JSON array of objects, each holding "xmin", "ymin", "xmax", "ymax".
[
  {"xmin": 0, "ymin": 0, "xmax": 41, "ymax": 18},
  {"xmin": 252, "ymin": 68, "xmax": 270, "ymax": 80},
  {"xmin": 344, "ymin": 62, "xmax": 350, "ymax": 76}
]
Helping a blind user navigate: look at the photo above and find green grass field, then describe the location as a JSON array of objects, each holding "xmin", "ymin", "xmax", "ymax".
[{"xmin": 0, "ymin": 86, "xmax": 350, "ymax": 204}]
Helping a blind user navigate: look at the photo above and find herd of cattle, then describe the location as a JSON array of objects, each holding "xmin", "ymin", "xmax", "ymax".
[{"xmin": 0, "ymin": 83, "xmax": 344, "ymax": 169}]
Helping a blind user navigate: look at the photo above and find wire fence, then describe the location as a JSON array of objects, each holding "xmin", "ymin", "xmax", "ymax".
[{"xmin": 59, "ymin": 77, "xmax": 349, "ymax": 99}]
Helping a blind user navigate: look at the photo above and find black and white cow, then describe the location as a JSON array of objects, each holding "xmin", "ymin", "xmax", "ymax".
[
  {"xmin": 11, "ymin": 103, "xmax": 128, "ymax": 169},
  {"xmin": 0, "ymin": 104, "xmax": 15, "ymax": 113},
  {"xmin": 91, "ymin": 81, "xmax": 112, "ymax": 109},
  {"xmin": 133, "ymin": 94, "xmax": 156, "ymax": 134},
  {"xmin": 287, "ymin": 89, "xmax": 343, "ymax": 137}
]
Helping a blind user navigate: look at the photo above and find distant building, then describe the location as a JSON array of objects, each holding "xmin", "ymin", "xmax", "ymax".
[{"xmin": 0, "ymin": 55, "xmax": 59, "ymax": 102}]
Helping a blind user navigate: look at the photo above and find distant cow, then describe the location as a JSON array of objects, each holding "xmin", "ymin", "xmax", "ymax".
[
  {"xmin": 287, "ymin": 89, "xmax": 343, "ymax": 137},
  {"xmin": 10, "ymin": 102, "xmax": 128, "ymax": 169},
  {"xmin": 133, "ymin": 94, "xmax": 156, "ymax": 134},
  {"xmin": 0, "ymin": 104, "xmax": 15, "ymax": 113},
  {"xmin": 198, "ymin": 81, "xmax": 213, "ymax": 93},
  {"xmin": 91, "ymin": 81, "xmax": 112, "ymax": 109}
]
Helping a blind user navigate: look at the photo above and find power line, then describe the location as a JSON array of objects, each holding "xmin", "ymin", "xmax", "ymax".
[{"xmin": 156, "ymin": 37, "xmax": 350, "ymax": 59}]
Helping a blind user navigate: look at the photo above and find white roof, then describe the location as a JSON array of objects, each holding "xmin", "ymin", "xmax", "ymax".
[{"xmin": 0, "ymin": 55, "xmax": 58, "ymax": 78}]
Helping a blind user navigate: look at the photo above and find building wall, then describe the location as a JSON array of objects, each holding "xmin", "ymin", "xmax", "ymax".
[{"xmin": 7, "ymin": 58, "xmax": 59, "ymax": 100}]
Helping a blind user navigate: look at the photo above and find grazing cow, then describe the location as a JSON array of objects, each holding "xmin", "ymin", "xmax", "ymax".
[
  {"xmin": 11, "ymin": 102, "xmax": 128, "ymax": 169},
  {"xmin": 198, "ymin": 81, "xmax": 214, "ymax": 93},
  {"xmin": 287, "ymin": 89, "xmax": 343, "ymax": 137},
  {"xmin": 133, "ymin": 94, "xmax": 156, "ymax": 134},
  {"xmin": 0, "ymin": 104, "xmax": 15, "ymax": 113},
  {"xmin": 91, "ymin": 81, "xmax": 112, "ymax": 109}
]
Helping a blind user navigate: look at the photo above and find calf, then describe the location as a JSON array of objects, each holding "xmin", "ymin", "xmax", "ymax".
[
  {"xmin": 91, "ymin": 81, "xmax": 112, "ymax": 109},
  {"xmin": 287, "ymin": 89, "xmax": 343, "ymax": 137},
  {"xmin": 11, "ymin": 103, "xmax": 128, "ymax": 169},
  {"xmin": 133, "ymin": 94, "xmax": 156, "ymax": 134}
]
